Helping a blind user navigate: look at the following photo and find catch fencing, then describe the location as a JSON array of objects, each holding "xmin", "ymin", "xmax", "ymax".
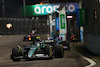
[{"xmin": 0, "ymin": 18, "xmax": 49, "ymax": 35}]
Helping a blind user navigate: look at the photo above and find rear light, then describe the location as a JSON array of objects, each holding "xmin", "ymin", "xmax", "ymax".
[
  {"xmin": 29, "ymin": 38, "xmax": 31, "ymax": 40},
  {"xmin": 60, "ymin": 37, "xmax": 62, "ymax": 40}
]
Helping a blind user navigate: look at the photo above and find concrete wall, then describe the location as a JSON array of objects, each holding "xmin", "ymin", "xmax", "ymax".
[
  {"xmin": 84, "ymin": 34, "xmax": 100, "ymax": 55},
  {"xmin": 82, "ymin": 0, "xmax": 100, "ymax": 55}
]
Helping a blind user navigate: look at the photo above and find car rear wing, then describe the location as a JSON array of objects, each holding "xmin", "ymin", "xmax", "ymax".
[{"xmin": 44, "ymin": 40, "xmax": 54, "ymax": 45}]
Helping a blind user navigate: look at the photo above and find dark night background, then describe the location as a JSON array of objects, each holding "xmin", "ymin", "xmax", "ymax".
[{"xmin": 0, "ymin": 0, "xmax": 79, "ymax": 18}]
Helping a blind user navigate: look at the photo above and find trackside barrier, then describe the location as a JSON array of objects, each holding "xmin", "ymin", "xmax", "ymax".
[{"xmin": 71, "ymin": 42, "xmax": 83, "ymax": 53}]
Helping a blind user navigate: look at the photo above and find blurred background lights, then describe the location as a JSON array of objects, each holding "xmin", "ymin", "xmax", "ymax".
[{"xmin": 6, "ymin": 23, "xmax": 12, "ymax": 29}]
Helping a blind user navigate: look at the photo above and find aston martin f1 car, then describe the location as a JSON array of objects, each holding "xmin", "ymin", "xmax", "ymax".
[{"xmin": 10, "ymin": 40, "xmax": 64, "ymax": 62}]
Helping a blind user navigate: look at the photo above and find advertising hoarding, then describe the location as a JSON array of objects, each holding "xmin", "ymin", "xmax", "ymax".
[
  {"xmin": 55, "ymin": 17, "xmax": 59, "ymax": 30},
  {"xmin": 59, "ymin": 5, "xmax": 67, "ymax": 41},
  {"xmin": 22, "ymin": 3, "xmax": 79, "ymax": 16}
]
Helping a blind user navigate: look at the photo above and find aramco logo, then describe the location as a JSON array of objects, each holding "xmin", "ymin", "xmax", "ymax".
[
  {"xmin": 34, "ymin": 5, "xmax": 60, "ymax": 14},
  {"xmin": 24, "ymin": 3, "xmax": 79, "ymax": 16}
]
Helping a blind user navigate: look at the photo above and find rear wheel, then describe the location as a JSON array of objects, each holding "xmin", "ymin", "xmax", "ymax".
[
  {"xmin": 55, "ymin": 44, "xmax": 64, "ymax": 58},
  {"xmin": 23, "ymin": 37, "xmax": 26, "ymax": 41},
  {"xmin": 62, "ymin": 41, "xmax": 70, "ymax": 50}
]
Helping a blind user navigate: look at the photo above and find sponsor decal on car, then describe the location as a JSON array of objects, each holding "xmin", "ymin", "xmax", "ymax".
[{"xmin": 45, "ymin": 40, "xmax": 54, "ymax": 42}]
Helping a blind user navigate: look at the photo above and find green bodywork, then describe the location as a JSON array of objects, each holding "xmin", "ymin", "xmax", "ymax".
[{"xmin": 28, "ymin": 43, "xmax": 46, "ymax": 58}]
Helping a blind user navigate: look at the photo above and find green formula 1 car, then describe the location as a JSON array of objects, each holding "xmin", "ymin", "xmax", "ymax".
[{"xmin": 10, "ymin": 40, "xmax": 64, "ymax": 62}]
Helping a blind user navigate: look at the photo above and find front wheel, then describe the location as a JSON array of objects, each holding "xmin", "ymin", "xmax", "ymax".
[
  {"xmin": 44, "ymin": 44, "xmax": 53, "ymax": 59},
  {"xmin": 10, "ymin": 47, "xmax": 21, "ymax": 62},
  {"xmin": 10, "ymin": 55, "xmax": 20, "ymax": 62}
]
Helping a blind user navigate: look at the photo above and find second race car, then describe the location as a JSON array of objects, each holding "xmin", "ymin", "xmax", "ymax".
[{"xmin": 46, "ymin": 37, "xmax": 70, "ymax": 50}]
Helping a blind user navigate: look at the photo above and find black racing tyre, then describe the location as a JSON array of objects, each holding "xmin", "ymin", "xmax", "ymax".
[
  {"xmin": 55, "ymin": 44, "xmax": 64, "ymax": 58},
  {"xmin": 12, "ymin": 47, "xmax": 19, "ymax": 56},
  {"xmin": 62, "ymin": 41, "xmax": 70, "ymax": 50},
  {"xmin": 62, "ymin": 41, "xmax": 70, "ymax": 46},
  {"xmin": 23, "ymin": 37, "xmax": 26, "ymax": 41},
  {"xmin": 44, "ymin": 44, "xmax": 53, "ymax": 59},
  {"xmin": 11, "ymin": 47, "xmax": 20, "ymax": 61},
  {"xmin": 10, "ymin": 55, "xmax": 20, "ymax": 62}
]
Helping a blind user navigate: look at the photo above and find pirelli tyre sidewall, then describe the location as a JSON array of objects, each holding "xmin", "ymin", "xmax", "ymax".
[
  {"xmin": 55, "ymin": 44, "xmax": 64, "ymax": 58},
  {"xmin": 62, "ymin": 41, "xmax": 70, "ymax": 50},
  {"xmin": 23, "ymin": 37, "xmax": 26, "ymax": 41},
  {"xmin": 44, "ymin": 44, "xmax": 53, "ymax": 59},
  {"xmin": 11, "ymin": 47, "xmax": 21, "ymax": 61},
  {"xmin": 62, "ymin": 41, "xmax": 70, "ymax": 46}
]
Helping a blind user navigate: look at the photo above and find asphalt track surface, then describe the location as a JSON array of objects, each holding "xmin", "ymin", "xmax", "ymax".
[{"xmin": 0, "ymin": 35, "xmax": 96, "ymax": 67}]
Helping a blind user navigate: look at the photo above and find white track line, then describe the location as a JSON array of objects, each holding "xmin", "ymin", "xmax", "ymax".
[{"xmin": 71, "ymin": 49, "xmax": 96, "ymax": 67}]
